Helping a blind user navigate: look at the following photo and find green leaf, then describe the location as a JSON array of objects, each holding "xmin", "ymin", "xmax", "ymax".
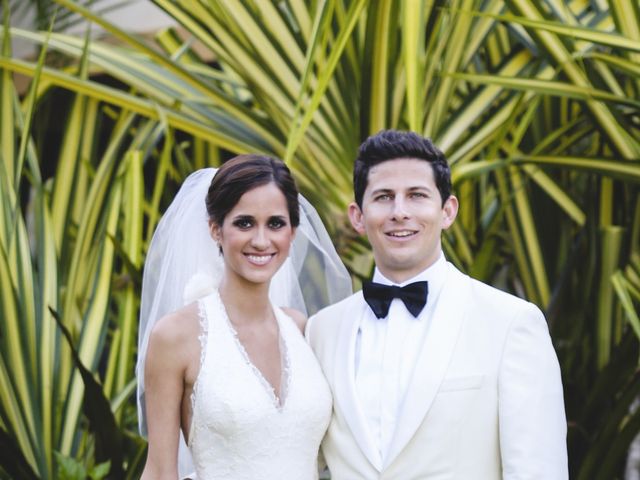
[
  {"xmin": 49, "ymin": 308, "xmax": 124, "ymax": 478},
  {"xmin": 450, "ymin": 73, "xmax": 640, "ymax": 109},
  {"xmin": 476, "ymin": 10, "xmax": 640, "ymax": 52},
  {"xmin": 0, "ymin": 427, "xmax": 38, "ymax": 480},
  {"xmin": 88, "ymin": 460, "xmax": 111, "ymax": 480},
  {"xmin": 612, "ymin": 272, "xmax": 640, "ymax": 339},
  {"xmin": 54, "ymin": 451, "xmax": 86, "ymax": 480}
]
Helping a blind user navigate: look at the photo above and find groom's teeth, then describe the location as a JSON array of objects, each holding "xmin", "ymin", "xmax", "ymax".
[{"xmin": 389, "ymin": 231, "xmax": 414, "ymax": 237}]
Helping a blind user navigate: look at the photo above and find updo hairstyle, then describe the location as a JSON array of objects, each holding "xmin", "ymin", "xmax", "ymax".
[{"xmin": 205, "ymin": 154, "xmax": 300, "ymax": 228}]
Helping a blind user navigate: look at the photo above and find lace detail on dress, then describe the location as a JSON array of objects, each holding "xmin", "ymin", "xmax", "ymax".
[
  {"xmin": 278, "ymin": 325, "xmax": 292, "ymax": 408},
  {"xmin": 188, "ymin": 292, "xmax": 332, "ymax": 479},
  {"xmin": 188, "ymin": 298, "xmax": 208, "ymax": 443},
  {"xmin": 214, "ymin": 290, "xmax": 289, "ymax": 409}
]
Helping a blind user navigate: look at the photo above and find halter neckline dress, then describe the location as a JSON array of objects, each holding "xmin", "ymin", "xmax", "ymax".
[{"xmin": 187, "ymin": 291, "xmax": 332, "ymax": 479}]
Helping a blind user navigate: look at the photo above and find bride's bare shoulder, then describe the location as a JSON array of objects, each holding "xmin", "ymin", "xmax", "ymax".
[
  {"xmin": 144, "ymin": 302, "xmax": 203, "ymax": 390},
  {"xmin": 149, "ymin": 302, "xmax": 202, "ymax": 350}
]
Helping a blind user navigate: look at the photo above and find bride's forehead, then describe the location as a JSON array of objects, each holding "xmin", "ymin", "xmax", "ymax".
[
  {"xmin": 236, "ymin": 183, "xmax": 287, "ymax": 203},
  {"xmin": 229, "ymin": 184, "xmax": 289, "ymax": 214}
]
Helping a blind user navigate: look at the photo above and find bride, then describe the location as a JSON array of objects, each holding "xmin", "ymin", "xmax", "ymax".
[{"xmin": 137, "ymin": 154, "xmax": 351, "ymax": 479}]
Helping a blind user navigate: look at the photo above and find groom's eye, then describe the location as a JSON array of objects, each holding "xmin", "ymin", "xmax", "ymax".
[{"xmin": 409, "ymin": 191, "xmax": 428, "ymax": 199}]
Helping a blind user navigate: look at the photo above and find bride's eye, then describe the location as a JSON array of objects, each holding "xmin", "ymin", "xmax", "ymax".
[
  {"xmin": 232, "ymin": 217, "xmax": 254, "ymax": 229},
  {"xmin": 268, "ymin": 216, "xmax": 287, "ymax": 229}
]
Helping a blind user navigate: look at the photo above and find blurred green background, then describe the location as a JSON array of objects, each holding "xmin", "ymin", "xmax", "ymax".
[{"xmin": 1, "ymin": 0, "xmax": 639, "ymax": 478}]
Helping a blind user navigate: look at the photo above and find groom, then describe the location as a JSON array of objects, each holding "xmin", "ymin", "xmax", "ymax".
[{"xmin": 307, "ymin": 130, "xmax": 568, "ymax": 479}]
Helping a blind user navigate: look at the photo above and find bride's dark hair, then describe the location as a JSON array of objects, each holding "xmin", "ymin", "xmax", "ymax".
[{"xmin": 206, "ymin": 154, "xmax": 300, "ymax": 227}]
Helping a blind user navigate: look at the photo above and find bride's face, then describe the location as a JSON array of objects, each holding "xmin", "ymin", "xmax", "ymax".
[{"xmin": 210, "ymin": 182, "xmax": 295, "ymax": 286}]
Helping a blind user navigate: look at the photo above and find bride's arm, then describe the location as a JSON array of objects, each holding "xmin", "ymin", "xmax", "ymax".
[{"xmin": 140, "ymin": 311, "xmax": 194, "ymax": 480}]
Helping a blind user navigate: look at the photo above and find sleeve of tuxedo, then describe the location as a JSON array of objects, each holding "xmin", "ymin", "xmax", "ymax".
[{"xmin": 498, "ymin": 302, "xmax": 568, "ymax": 479}]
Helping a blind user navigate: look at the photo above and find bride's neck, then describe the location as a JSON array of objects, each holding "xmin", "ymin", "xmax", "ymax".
[{"xmin": 218, "ymin": 277, "xmax": 272, "ymax": 325}]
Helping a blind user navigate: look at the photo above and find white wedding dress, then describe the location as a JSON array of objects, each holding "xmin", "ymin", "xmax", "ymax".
[{"xmin": 187, "ymin": 290, "xmax": 332, "ymax": 479}]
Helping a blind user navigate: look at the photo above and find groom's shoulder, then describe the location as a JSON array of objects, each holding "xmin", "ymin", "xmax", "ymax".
[
  {"xmin": 451, "ymin": 263, "xmax": 541, "ymax": 315},
  {"xmin": 313, "ymin": 291, "xmax": 363, "ymax": 320},
  {"xmin": 307, "ymin": 291, "xmax": 362, "ymax": 336}
]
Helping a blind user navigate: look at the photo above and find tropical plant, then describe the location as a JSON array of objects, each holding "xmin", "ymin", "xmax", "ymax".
[
  {"xmin": 0, "ymin": 0, "xmax": 639, "ymax": 478},
  {"xmin": 0, "ymin": 8, "xmax": 161, "ymax": 476},
  {"xmin": 9, "ymin": 0, "xmax": 117, "ymax": 32}
]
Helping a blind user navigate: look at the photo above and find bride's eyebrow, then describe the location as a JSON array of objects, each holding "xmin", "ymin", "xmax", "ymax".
[{"xmin": 231, "ymin": 214, "xmax": 255, "ymax": 222}]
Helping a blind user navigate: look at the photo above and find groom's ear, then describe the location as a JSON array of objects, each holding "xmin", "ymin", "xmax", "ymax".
[
  {"xmin": 441, "ymin": 194, "xmax": 459, "ymax": 230},
  {"xmin": 348, "ymin": 202, "xmax": 366, "ymax": 235}
]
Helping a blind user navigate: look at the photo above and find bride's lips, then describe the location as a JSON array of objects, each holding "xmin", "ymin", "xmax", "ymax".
[{"xmin": 244, "ymin": 253, "xmax": 276, "ymax": 266}]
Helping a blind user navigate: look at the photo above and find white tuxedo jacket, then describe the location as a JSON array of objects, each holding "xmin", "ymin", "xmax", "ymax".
[{"xmin": 307, "ymin": 262, "xmax": 567, "ymax": 480}]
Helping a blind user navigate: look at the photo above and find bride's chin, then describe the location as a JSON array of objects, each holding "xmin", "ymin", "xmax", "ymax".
[{"xmin": 238, "ymin": 268, "xmax": 281, "ymax": 285}]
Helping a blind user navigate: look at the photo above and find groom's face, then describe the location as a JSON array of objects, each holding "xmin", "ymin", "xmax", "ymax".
[{"xmin": 348, "ymin": 158, "xmax": 458, "ymax": 284}]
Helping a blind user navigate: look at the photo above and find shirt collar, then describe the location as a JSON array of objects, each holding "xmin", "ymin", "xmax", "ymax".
[{"xmin": 372, "ymin": 251, "xmax": 447, "ymax": 287}]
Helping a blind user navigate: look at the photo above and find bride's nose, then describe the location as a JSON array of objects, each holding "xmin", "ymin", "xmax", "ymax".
[{"xmin": 250, "ymin": 227, "xmax": 270, "ymax": 250}]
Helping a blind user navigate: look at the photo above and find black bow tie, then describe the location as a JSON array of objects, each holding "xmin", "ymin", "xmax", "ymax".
[{"xmin": 362, "ymin": 281, "xmax": 429, "ymax": 319}]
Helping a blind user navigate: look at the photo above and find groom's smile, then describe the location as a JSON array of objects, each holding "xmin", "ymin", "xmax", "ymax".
[{"xmin": 386, "ymin": 229, "xmax": 418, "ymax": 239}]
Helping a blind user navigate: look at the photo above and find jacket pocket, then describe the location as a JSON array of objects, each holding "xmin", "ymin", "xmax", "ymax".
[{"xmin": 439, "ymin": 374, "xmax": 484, "ymax": 392}]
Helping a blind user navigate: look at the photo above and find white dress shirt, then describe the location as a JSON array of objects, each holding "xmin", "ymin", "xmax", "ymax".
[{"xmin": 354, "ymin": 253, "xmax": 448, "ymax": 460}]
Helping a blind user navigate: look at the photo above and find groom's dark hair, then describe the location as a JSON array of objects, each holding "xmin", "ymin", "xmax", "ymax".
[{"xmin": 353, "ymin": 130, "xmax": 452, "ymax": 208}]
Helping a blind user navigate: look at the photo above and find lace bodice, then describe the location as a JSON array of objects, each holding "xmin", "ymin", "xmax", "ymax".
[{"xmin": 187, "ymin": 291, "xmax": 332, "ymax": 479}]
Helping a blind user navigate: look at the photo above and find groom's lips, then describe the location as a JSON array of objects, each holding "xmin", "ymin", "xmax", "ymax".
[{"xmin": 385, "ymin": 229, "xmax": 418, "ymax": 240}]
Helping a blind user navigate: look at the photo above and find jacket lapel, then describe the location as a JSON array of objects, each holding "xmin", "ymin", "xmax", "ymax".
[
  {"xmin": 333, "ymin": 293, "xmax": 384, "ymax": 471},
  {"xmin": 383, "ymin": 264, "xmax": 471, "ymax": 468}
]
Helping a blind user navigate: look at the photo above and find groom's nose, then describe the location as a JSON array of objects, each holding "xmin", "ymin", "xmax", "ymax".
[{"xmin": 391, "ymin": 196, "xmax": 410, "ymax": 220}]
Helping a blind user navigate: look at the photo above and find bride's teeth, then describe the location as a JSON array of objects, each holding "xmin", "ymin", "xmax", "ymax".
[
  {"xmin": 390, "ymin": 231, "xmax": 414, "ymax": 237},
  {"xmin": 247, "ymin": 254, "xmax": 272, "ymax": 264}
]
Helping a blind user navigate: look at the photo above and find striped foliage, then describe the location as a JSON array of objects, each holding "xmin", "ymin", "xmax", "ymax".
[{"xmin": 0, "ymin": 0, "xmax": 639, "ymax": 477}]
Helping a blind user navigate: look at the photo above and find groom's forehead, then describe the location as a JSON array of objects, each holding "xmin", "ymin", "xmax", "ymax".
[{"xmin": 365, "ymin": 159, "xmax": 436, "ymax": 188}]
